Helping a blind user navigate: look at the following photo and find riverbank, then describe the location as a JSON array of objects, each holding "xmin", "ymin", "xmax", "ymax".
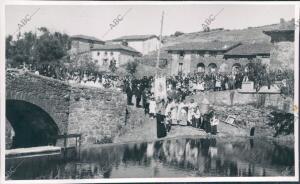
[{"xmin": 113, "ymin": 103, "xmax": 294, "ymax": 147}]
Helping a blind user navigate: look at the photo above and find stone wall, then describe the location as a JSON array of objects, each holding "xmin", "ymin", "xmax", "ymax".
[
  {"xmin": 67, "ymin": 85, "xmax": 127, "ymax": 145},
  {"xmin": 169, "ymin": 52, "xmax": 260, "ymax": 75},
  {"xmin": 185, "ymin": 90, "xmax": 293, "ymax": 113},
  {"xmin": 6, "ymin": 71, "xmax": 70, "ymax": 134},
  {"xmin": 270, "ymin": 41, "xmax": 294, "ymax": 70},
  {"xmin": 6, "ymin": 71, "xmax": 128, "ymax": 147}
]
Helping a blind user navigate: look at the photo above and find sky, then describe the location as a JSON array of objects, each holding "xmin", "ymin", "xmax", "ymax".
[{"xmin": 5, "ymin": 4, "xmax": 295, "ymax": 41}]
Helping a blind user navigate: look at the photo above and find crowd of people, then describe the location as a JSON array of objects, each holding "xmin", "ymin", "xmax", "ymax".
[
  {"xmin": 123, "ymin": 75, "xmax": 220, "ymax": 138},
  {"xmin": 14, "ymin": 63, "xmax": 124, "ymax": 89},
  {"xmin": 11, "ymin": 62, "xmax": 292, "ymax": 139}
]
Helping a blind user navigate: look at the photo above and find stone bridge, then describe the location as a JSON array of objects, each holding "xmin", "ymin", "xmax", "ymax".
[{"xmin": 6, "ymin": 70, "xmax": 127, "ymax": 148}]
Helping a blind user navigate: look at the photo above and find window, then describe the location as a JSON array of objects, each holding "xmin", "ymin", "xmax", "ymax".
[
  {"xmin": 178, "ymin": 63, "xmax": 183, "ymax": 73},
  {"xmin": 204, "ymin": 51, "xmax": 210, "ymax": 57},
  {"xmin": 197, "ymin": 51, "xmax": 204, "ymax": 57},
  {"xmin": 210, "ymin": 52, "xmax": 217, "ymax": 57},
  {"xmin": 89, "ymin": 42, "xmax": 94, "ymax": 48},
  {"xmin": 179, "ymin": 51, "xmax": 185, "ymax": 57}
]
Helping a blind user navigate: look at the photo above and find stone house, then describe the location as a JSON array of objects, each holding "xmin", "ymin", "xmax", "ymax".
[
  {"xmin": 224, "ymin": 42, "xmax": 272, "ymax": 68},
  {"xmin": 263, "ymin": 18, "xmax": 295, "ymax": 70},
  {"xmin": 111, "ymin": 35, "xmax": 159, "ymax": 55},
  {"xmin": 91, "ymin": 43, "xmax": 141, "ymax": 69},
  {"xmin": 166, "ymin": 41, "xmax": 241, "ymax": 75},
  {"xmin": 165, "ymin": 41, "xmax": 274, "ymax": 76},
  {"xmin": 70, "ymin": 34, "xmax": 105, "ymax": 54}
]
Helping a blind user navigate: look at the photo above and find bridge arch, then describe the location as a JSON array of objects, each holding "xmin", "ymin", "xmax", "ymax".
[{"xmin": 6, "ymin": 100, "xmax": 59, "ymax": 148}]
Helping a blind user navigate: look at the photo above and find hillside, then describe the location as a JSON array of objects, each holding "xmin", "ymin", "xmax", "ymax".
[
  {"xmin": 164, "ymin": 23, "xmax": 285, "ymax": 47},
  {"xmin": 138, "ymin": 19, "xmax": 295, "ymax": 74},
  {"xmin": 161, "ymin": 20, "xmax": 294, "ymax": 47}
]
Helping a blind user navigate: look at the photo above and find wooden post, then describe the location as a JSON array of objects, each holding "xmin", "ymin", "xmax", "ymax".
[
  {"xmin": 156, "ymin": 11, "xmax": 164, "ymax": 74},
  {"xmin": 63, "ymin": 133, "xmax": 67, "ymax": 158}
]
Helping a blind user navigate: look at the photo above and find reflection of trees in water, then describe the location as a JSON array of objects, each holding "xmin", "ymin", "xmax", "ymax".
[
  {"xmin": 150, "ymin": 138, "xmax": 240, "ymax": 176},
  {"xmin": 6, "ymin": 138, "xmax": 295, "ymax": 179},
  {"xmin": 271, "ymin": 142, "xmax": 294, "ymax": 166}
]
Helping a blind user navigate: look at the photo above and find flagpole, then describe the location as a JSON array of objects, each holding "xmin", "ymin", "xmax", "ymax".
[{"xmin": 156, "ymin": 11, "xmax": 164, "ymax": 75}]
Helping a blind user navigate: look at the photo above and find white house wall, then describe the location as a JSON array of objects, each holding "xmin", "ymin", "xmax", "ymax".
[
  {"xmin": 113, "ymin": 37, "xmax": 159, "ymax": 55},
  {"xmin": 91, "ymin": 50, "xmax": 136, "ymax": 68}
]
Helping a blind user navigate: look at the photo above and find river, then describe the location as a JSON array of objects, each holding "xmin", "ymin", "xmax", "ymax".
[{"xmin": 5, "ymin": 137, "xmax": 294, "ymax": 179}]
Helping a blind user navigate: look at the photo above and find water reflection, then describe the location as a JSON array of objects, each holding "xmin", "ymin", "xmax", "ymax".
[{"xmin": 6, "ymin": 137, "xmax": 294, "ymax": 179}]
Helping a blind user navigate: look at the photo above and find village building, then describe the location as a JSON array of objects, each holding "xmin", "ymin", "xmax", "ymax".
[
  {"xmin": 91, "ymin": 43, "xmax": 141, "ymax": 69},
  {"xmin": 70, "ymin": 34, "xmax": 105, "ymax": 54},
  {"xmin": 111, "ymin": 34, "xmax": 159, "ymax": 55},
  {"xmin": 263, "ymin": 18, "xmax": 295, "ymax": 70},
  {"xmin": 166, "ymin": 41, "xmax": 242, "ymax": 75},
  {"xmin": 224, "ymin": 42, "xmax": 272, "ymax": 67}
]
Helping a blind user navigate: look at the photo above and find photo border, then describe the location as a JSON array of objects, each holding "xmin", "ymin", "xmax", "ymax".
[{"xmin": 0, "ymin": 1, "xmax": 299, "ymax": 183}]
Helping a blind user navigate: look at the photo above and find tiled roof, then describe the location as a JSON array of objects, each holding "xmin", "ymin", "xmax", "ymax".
[
  {"xmin": 225, "ymin": 42, "xmax": 272, "ymax": 56},
  {"xmin": 112, "ymin": 34, "xmax": 158, "ymax": 41},
  {"xmin": 142, "ymin": 50, "xmax": 171, "ymax": 60},
  {"xmin": 91, "ymin": 43, "xmax": 141, "ymax": 55},
  {"xmin": 263, "ymin": 20, "xmax": 295, "ymax": 34},
  {"xmin": 71, "ymin": 35, "xmax": 104, "ymax": 43},
  {"xmin": 165, "ymin": 41, "xmax": 241, "ymax": 51}
]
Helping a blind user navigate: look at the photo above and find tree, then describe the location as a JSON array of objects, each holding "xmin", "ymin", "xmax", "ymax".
[
  {"xmin": 125, "ymin": 59, "xmax": 138, "ymax": 75},
  {"xmin": 245, "ymin": 61, "xmax": 270, "ymax": 91},
  {"xmin": 6, "ymin": 27, "xmax": 71, "ymax": 66},
  {"xmin": 68, "ymin": 53, "xmax": 99, "ymax": 73},
  {"xmin": 5, "ymin": 35, "xmax": 14, "ymax": 59},
  {"xmin": 174, "ymin": 31, "xmax": 184, "ymax": 37}
]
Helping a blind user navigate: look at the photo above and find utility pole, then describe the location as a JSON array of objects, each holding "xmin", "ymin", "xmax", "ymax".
[{"xmin": 156, "ymin": 11, "xmax": 164, "ymax": 75}]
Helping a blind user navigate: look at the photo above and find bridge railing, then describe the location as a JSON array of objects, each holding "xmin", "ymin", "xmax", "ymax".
[{"xmin": 52, "ymin": 133, "xmax": 82, "ymax": 158}]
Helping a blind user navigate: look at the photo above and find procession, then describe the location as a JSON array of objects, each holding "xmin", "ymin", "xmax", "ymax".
[{"xmin": 4, "ymin": 3, "xmax": 297, "ymax": 180}]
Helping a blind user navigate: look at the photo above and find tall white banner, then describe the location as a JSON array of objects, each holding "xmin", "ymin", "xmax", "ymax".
[{"xmin": 154, "ymin": 76, "xmax": 167, "ymax": 100}]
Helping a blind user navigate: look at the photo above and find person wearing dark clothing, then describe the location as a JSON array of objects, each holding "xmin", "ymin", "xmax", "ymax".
[
  {"xmin": 156, "ymin": 113, "xmax": 167, "ymax": 138},
  {"xmin": 202, "ymin": 112, "xmax": 213, "ymax": 133},
  {"xmin": 142, "ymin": 89, "xmax": 150, "ymax": 114},
  {"xmin": 125, "ymin": 79, "xmax": 134, "ymax": 105},
  {"xmin": 156, "ymin": 100, "xmax": 167, "ymax": 138},
  {"xmin": 134, "ymin": 83, "xmax": 142, "ymax": 108},
  {"xmin": 141, "ymin": 76, "xmax": 149, "ymax": 90}
]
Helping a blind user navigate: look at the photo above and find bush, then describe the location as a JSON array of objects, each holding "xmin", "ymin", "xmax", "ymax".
[
  {"xmin": 125, "ymin": 59, "xmax": 139, "ymax": 75},
  {"xmin": 174, "ymin": 31, "xmax": 184, "ymax": 37},
  {"xmin": 267, "ymin": 111, "xmax": 294, "ymax": 137},
  {"xmin": 96, "ymin": 136, "xmax": 113, "ymax": 144}
]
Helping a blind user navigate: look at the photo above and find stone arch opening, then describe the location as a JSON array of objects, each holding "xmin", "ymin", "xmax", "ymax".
[
  {"xmin": 197, "ymin": 63, "xmax": 205, "ymax": 73},
  {"xmin": 208, "ymin": 63, "xmax": 217, "ymax": 73},
  {"xmin": 6, "ymin": 100, "xmax": 59, "ymax": 149}
]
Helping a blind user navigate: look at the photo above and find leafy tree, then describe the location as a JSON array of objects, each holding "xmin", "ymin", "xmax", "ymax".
[
  {"xmin": 68, "ymin": 53, "xmax": 99, "ymax": 73},
  {"xmin": 174, "ymin": 31, "xmax": 184, "ymax": 37},
  {"xmin": 6, "ymin": 27, "xmax": 71, "ymax": 66},
  {"xmin": 267, "ymin": 111, "xmax": 294, "ymax": 137},
  {"xmin": 5, "ymin": 35, "xmax": 14, "ymax": 59},
  {"xmin": 125, "ymin": 59, "xmax": 138, "ymax": 75}
]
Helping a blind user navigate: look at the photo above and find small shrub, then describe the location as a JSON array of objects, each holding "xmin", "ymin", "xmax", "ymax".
[
  {"xmin": 267, "ymin": 111, "xmax": 294, "ymax": 137},
  {"xmin": 96, "ymin": 136, "xmax": 113, "ymax": 144},
  {"xmin": 125, "ymin": 60, "xmax": 138, "ymax": 75},
  {"xmin": 174, "ymin": 31, "xmax": 184, "ymax": 37}
]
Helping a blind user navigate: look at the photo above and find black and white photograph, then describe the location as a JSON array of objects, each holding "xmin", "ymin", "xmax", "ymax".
[{"xmin": 0, "ymin": 1, "xmax": 299, "ymax": 183}]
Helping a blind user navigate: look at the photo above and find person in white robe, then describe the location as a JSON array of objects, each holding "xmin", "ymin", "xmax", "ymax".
[
  {"xmin": 187, "ymin": 99, "xmax": 197, "ymax": 126},
  {"xmin": 177, "ymin": 100, "xmax": 188, "ymax": 125},
  {"xmin": 149, "ymin": 96, "xmax": 156, "ymax": 119}
]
